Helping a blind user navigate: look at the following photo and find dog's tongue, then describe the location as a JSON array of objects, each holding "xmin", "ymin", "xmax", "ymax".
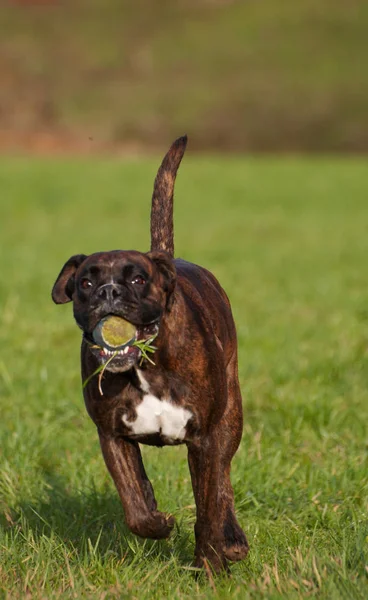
[{"xmin": 93, "ymin": 316, "xmax": 136, "ymax": 349}]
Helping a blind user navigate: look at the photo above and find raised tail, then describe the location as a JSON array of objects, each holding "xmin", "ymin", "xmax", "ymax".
[{"xmin": 150, "ymin": 135, "xmax": 188, "ymax": 257}]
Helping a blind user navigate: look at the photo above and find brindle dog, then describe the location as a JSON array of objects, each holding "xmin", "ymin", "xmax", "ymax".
[{"xmin": 52, "ymin": 137, "xmax": 249, "ymax": 572}]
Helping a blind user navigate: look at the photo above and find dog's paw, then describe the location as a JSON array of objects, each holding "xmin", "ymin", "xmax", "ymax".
[
  {"xmin": 149, "ymin": 511, "xmax": 175, "ymax": 539},
  {"xmin": 128, "ymin": 511, "xmax": 175, "ymax": 540},
  {"xmin": 223, "ymin": 540, "xmax": 249, "ymax": 562},
  {"xmin": 222, "ymin": 519, "xmax": 249, "ymax": 562},
  {"xmin": 193, "ymin": 547, "xmax": 229, "ymax": 575}
]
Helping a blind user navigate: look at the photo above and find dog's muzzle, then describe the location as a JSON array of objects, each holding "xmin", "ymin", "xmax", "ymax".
[{"xmin": 84, "ymin": 320, "xmax": 159, "ymax": 373}]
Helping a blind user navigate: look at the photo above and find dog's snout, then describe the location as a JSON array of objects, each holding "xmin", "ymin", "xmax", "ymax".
[{"xmin": 96, "ymin": 283, "xmax": 120, "ymax": 303}]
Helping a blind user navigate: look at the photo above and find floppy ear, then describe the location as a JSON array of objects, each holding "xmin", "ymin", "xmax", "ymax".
[
  {"xmin": 51, "ymin": 254, "xmax": 87, "ymax": 304},
  {"xmin": 147, "ymin": 250, "xmax": 177, "ymax": 310}
]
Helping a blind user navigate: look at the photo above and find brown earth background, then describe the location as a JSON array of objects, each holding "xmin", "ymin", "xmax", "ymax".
[{"xmin": 0, "ymin": 0, "xmax": 367, "ymax": 154}]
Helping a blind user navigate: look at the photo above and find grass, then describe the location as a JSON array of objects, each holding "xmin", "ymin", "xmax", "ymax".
[{"xmin": 0, "ymin": 155, "xmax": 367, "ymax": 598}]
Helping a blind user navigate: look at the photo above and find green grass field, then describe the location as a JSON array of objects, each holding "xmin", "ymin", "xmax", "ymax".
[{"xmin": 0, "ymin": 156, "xmax": 367, "ymax": 598}]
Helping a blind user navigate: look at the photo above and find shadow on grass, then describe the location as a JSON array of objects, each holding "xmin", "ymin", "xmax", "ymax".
[{"xmin": 7, "ymin": 472, "xmax": 194, "ymax": 567}]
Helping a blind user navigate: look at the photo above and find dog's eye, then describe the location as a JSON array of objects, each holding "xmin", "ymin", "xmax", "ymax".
[
  {"xmin": 81, "ymin": 278, "xmax": 93, "ymax": 289},
  {"xmin": 131, "ymin": 275, "xmax": 146, "ymax": 286}
]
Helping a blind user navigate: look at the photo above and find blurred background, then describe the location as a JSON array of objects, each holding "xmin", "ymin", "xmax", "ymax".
[{"xmin": 1, "ymin": 0, "xmax": 366, "ymax": 155}]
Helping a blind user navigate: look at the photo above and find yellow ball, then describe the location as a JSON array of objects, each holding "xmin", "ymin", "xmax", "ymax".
[{"xmin": 93, "ymin": 316, "xmax": 136, "ymax": 349}]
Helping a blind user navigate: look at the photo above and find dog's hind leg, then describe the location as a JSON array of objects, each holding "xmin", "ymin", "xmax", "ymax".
[{"xmin": 99, "ymin": 432, "xmax": 174, "ymax": 539}]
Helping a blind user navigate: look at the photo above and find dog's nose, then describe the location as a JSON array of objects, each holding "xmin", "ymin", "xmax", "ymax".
[{"xmin": 96, "ymin": 284, "xmax": 120, "ymax": 303}]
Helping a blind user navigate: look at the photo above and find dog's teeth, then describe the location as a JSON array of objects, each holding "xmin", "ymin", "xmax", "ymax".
[
  {"xmin": 103, "ymin": 348, "xmax": 108, "ymax": 355},
  {"xmin": 124, "ymin": 346, "xmax": 129, "ymax": 354}
]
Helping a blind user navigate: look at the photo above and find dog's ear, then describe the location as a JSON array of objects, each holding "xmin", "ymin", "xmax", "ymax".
[
  {"xmin": 147, "ymin": 250, "xmax": 177, "ymax": 310},
  {"xmin": 52, "ymin": 254, "xmax": 87, "ymax": 304}
]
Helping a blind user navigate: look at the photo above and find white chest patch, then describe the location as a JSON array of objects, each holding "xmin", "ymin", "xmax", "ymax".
[{"xmin": 122, "ymin": 394, "xmax": 192, "ymax": 440}]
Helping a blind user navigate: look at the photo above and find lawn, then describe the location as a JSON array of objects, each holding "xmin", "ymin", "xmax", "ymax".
[{"xmin": 0, "ymin": 155, "xmax": 367, "ymax": 598}]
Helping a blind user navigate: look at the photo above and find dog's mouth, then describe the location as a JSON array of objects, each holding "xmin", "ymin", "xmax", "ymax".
[{"xmin": 84, "ymin": 317, "xmax": 159, "ymax": 373}]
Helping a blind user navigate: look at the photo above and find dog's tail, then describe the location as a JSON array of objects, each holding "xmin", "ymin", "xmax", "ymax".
[{"xmin": 150, "ymin": 135, "xmax": 188, "ymax": 257}]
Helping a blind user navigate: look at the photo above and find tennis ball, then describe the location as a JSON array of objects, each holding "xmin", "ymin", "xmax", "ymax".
[{"xmin": 93, "ymin": 316, "xmax": 136, "ymax": 349}]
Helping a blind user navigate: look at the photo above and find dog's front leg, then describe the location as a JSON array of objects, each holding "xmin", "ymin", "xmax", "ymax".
[
  {"xmin": 187, "ymin": 438, "xmax": 228, "ymax": 572},
  {"xmin": 187, "ymin": 432, "xmax": 248, "ymax": 573},
  {"xmin": 99, "ymin": 432, "xmax": 174, "ymax": 539}
]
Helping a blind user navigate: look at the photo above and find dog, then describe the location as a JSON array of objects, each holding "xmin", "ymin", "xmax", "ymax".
[{"xmin": 52, "ymin": 136, "xmax": 249, "ymax": 572}]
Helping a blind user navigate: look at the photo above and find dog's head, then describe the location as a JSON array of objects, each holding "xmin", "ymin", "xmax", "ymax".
[{"xmin": 52, "ymin": 250, "xmax": 176, "ymax": 372}]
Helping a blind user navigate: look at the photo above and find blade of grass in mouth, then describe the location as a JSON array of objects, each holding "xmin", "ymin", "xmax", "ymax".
[{"xmin": 82, "ymin": 337, "xmax": 157, "ymax": 394}]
